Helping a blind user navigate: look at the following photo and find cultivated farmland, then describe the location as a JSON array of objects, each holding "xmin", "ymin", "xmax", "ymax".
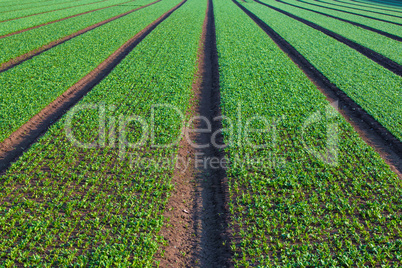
[{"xmin": 0, "ymin": 0, "xmax": 401, "ymax": 266}]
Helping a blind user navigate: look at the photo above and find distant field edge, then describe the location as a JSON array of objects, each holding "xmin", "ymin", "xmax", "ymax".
[
  {"xmin": 296, "ymin": 0, "xmax": 402, "ymax": 26},
  {"xmin": 0, "ymin": 0, "xmax": 140, "ymax": 39},
  {"xmin": 0, "ymin": 0, "xmax": 82, "ymax": 15},
  {"xmin": 0, "ymin": 0, "xmax": 109, "ymax": 23},
  {"xmin": 256, "ymin": 0, "xmax": 402, "ymax": 76},
  {"xmin": 276, "ymin": 0, "xmax": 402, "ymax": 42},
  {"xmin": 333, "ymin": 0, "xmax": 402, "ymax": 13},
  {"xmin": 314, "ymin": 0, "xmax": 402, "ymax": 19},
  {"xmin": 0, "ymin": 0, "xmax": 159, "ymax": 73}
]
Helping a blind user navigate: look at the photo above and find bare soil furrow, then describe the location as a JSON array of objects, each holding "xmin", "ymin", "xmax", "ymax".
[
  {"xmin": 276, "ymin": 0, "xmax": 402, "ymax": 42},
  {"xmin": 157, "ymin": 0, "xmax": 231, "ymax": 266},
  {"xmin": 0, "ymin": 0, "xmax": 186, "ymax": 173},
  {"xmin": 192, "ymin": 1, "xmax": 231, "ymax": 265},
  {"xmin": 256, "ymin": 0, "xmax": 402, "ymax": 76},
  {"xmin": 0, "ymin": 0, "xmax": 110, "ymax": 23},
  {"xmin": 296, "ymin": 0, "xmax": 402, "ymax": 26},
  {"xmin": 234, "ymin": 0, "xmax": 402, "ymax": 176},
  {"xmin": 0, "ymin": 0, "xmax": 139, "ymax": 39},
  {"xmin": 0, "ymin": 0, "xmax": 160, "ymax": 73},
  {"xmin": 313, "ymin": 0, "xmax": 402, "ymax": 18}
]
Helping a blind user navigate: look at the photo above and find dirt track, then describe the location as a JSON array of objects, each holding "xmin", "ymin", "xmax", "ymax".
[
  {"xmin": 0, "ymin": 0, "xmax": 186, "ymax": 173},
  {"xmin": 157, "ymin": 0, "xmax": 231, "ymax": 266},
  {"xmin": 234, "ymin": 0, "xmax": 402, "ymax": 177}
]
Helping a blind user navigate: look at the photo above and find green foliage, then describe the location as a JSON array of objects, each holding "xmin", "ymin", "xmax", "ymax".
[
  {"xmin": 0, "ymin": 1, "xmax": 155, "ymax": 64},
  {"xmin": 280, "ymin": 0, "xmax": 402, "ymax": 38},
  {"xmin": 243, "ymin": 0, "xmax": 402, "ymax": 142},
  {"xmin": 214, "ymin": 0, "xmax": 402, "ymax": 265},
  {"xmin": 0, "ymin": 0, "xmax": 206, "ymax": 265},
  {"xmin": 259, "ymin": 0, "xmax": 402, "ymax": 64},
  {"xmin": 0, "ymin": 0, "xmax": 143, "ymax": 36},
  {"xmin": 320, "ymin": 0, "xmax": 402, "ymax": 14},
  {"xmin": 0, "ymin": 0, "xmax": 106, "ymax": 22},
  {"xmin": 0, "ymin": 0, "xmax": 179, "ymax": 143},
  {"xmin": 299, "ymin": 0, "xmax": 402, "ymax": 24}
]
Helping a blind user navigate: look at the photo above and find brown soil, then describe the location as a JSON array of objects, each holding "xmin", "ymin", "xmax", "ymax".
[
  {"xmin": 0, "ymin": 0, "xmax": 160, "ymax": 73},
  {"xmin": 156, "ymin": 0, "xmax": 232, "ymax": 266},
  {"xmin": 0, "ymin": 0, "xmax": 110, "ymax": 23},
  {"xmin": 0, "ymin": 0, "xmax": 187, "ymax": 173},
  {"xmin": 0, "ymin": 0, "xmax": 140, "ymax": 39},
  {"xmin": 256, "ymin": 0, "xmax": 402, "ymax": 77},
  {"xmin": 275, "ymin": 0, "xmax": 402, "ymax": 42},
  {"xmin": 155, "ymin": 128, "xmax": 198, "ymax": 267},
  {"xmin": 234, "ymin": 0, "xmax": 402, "ymax": 177}
]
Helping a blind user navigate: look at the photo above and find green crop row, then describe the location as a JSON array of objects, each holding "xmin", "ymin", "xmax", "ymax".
[
  {"xmin": 0, "ymin": 0, "xmax": 74, "ymax": 12},
  {"xmin": 242, "ymin": 1, "xmax": 402, "ymax": 143},
  {"xmin": 258, "ymin": 0, "xmax": 402, "ymax": 65},
  {"xmin": 357, "ymin": 0, "xmax": 402, "ymax": 9},
  {"xmin": 0, "ymin": 0, "xmax": 206, "ymax": 265},
  {"xmin": 0, "ymin": 3, "xmax": 148, "ymax": 64},
  {"xmin": 0, "ymin": 0, "xmax": 44, "ymax": 6},
  {"xmin": 0, "ymin": 0, "xmax": 71, "ymax": 13},
  {"xmin": 0, "ymin": 0, "xmax": 39, "ymax": 4},
  {"xmin": 282, "ymin": 0, "xmax": 402, "ymax": 38},
  {"xmin": 315, "ymin": 0, "xmax": 402, "ymax": 16},
  {"xmin": 0, "ymin": 0, "xmax": 102, "ymax": 21},
  {"xmin": 214, "ymin": 0, "xmax": 402, "ymax": 266},
  {"xmin": 0, "ymin": 0, "xmax": 141, "ymax": 36},
  {"xmin": 329, "ymin": 0, "xmax": 402, "ymax": 14},
  {"xmin": 298, "ymin": 0, "xmax": 402, "ymax": 24},
  {"xmin": 0, "ymin": 0, "xmax": 179, "ymax": 143}
]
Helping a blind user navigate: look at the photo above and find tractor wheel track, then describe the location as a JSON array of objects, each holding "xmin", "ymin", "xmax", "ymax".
[{"xmin": 157, "ymin": 0, "xmax": 232, "ymax": 266}]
